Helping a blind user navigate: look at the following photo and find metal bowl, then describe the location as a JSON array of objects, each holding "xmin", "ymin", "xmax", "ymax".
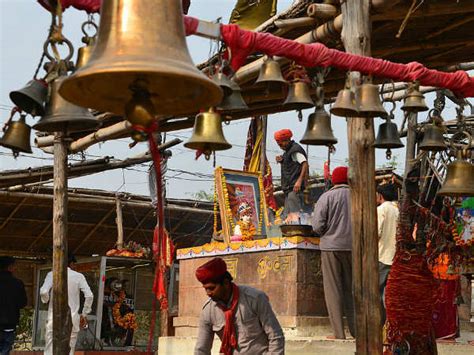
[{"xmin": 279, "ymin": 224, "xmax": 313, "ymax": 237}]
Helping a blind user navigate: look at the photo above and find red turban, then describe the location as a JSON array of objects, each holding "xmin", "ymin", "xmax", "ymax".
[
  {"xmin": 274, "ymin": 129, "xmax": 293, "ymax": 143},
  {"xmin": 195, "ymin": 258, "xmax": 227, "ymax": 284},
  {"xmin": 332, "ymin": 166, "xmax": 348, "ymax": 185}
]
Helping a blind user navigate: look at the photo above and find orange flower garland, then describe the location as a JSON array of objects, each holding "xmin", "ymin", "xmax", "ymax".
[{"xmin": 112, "ymin": 291, "xmax": 138, "ymax": 330}]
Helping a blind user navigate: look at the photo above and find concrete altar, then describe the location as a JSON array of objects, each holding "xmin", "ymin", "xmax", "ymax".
[{"xmin": 175, "ymin": 237, "xmax": 335, "ymax": 337}]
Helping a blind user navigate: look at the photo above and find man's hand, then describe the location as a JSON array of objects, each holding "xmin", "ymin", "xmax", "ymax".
[
  {"xmin": 275, "ymin": 155, "xmax": 283, "ymax": 163},
  {"xmin": 293, "ymin": 180, "xmax": 302, "ymax": 192},
  {"xmin": 80, "ymin": 315, "xmax": 88, "ymax": 329}
]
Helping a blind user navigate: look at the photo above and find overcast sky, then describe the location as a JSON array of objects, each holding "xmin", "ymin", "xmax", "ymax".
[{"xmin": 0, "ymin": 0, "xmax": 465, "ymax": 200}]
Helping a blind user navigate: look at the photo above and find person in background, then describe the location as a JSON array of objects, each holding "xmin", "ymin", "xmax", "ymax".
[
  {"xmin": 311, "ymin": 166, "xmax": 355, "ymax": 339},
  {"xmin": 274, "ymin": 128, "xmax": 309, "ymax": 220},
  {"xmin": 40, "ymin": 253, "xmax": 93, "ymax": 355},
  {"xmin": 376, "ymin": 183, "xmax": 399, "ymax": 324},
  {"xmin": 194, "ymin": 258, "xmax": 284, "ymax": 355},
  {"xmin": 0, "ymin": 257, "xmax": 27, "ymax": 355}
]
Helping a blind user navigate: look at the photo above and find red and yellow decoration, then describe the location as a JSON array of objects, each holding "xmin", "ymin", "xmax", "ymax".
[
  {"xmin": 106, "ymin": 241, "xmax": 151, "ymax": 258},
  {"xmin": 112, "ymin": 291, "xmax": 138, "ymax": 330}
]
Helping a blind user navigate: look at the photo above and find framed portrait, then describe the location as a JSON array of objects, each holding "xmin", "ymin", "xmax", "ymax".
[{"xmin": 215, "ymin": 167, "xmax": 269, "ymax": 243}]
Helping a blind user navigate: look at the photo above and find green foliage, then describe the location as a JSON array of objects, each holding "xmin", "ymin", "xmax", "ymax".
[{"xmin": 381, "ymin": 155, "xmax": 399, "ymax": 170}]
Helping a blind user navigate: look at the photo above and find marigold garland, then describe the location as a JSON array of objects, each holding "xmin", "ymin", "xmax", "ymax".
[{"xmin": 112, "ymin": 291, "xmax": 138, "ymax": 330}]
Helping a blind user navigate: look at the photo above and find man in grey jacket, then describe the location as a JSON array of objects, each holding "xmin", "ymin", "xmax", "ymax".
[
  {"xmin": 194, "ymin": 257, "xmax": 284, "ymax": 355},
  {"xmin": 311, "ymin": 166, "xmax": 355, "ymax": 339}
]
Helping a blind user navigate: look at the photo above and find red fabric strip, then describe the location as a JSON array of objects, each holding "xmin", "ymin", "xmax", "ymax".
[{"xmin": 216, "ymin": 283, "xmax": 240, "ymax": 355}]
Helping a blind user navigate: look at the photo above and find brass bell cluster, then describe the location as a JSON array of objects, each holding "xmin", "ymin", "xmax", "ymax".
[
  {"xmin": 0, "ymin": 108, "xmax": 32, "ymax": 157},
  {"xmin": 419, "ymin": 110, "xmax": 447, "ymax": 152},
  {"xmin": 59, "ymin": 0, "xmax": 223, "ymax": 137},
  {"xmin": 331, "ymin": 77, "xmax": 387, "ymax": 118},
  {"xmin": 373, "ymin": 102, "xmax": 404, "ymax": 159},
  {"xmin": 184, "ymin": 107, "xmax": 232, "ymax": 160},
  {"xmin": 438, "ymin": 132, "xmax": 474, "ymax": 197}
]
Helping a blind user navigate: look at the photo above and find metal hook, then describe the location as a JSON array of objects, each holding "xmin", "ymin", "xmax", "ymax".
[{"xmin": 381, "ymin": 79, "xmax": 395, "ymax": 102}]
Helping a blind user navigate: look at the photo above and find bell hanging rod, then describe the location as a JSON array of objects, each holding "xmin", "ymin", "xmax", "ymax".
[{"xmin": 193, "ymin": 19, "xmax": 221, "ymax": 40}]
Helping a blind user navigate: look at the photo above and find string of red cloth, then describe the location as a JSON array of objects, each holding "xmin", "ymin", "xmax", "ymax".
[{"xmin": 37, "ymin": 1, "xmax": 474, "ymax": 97}]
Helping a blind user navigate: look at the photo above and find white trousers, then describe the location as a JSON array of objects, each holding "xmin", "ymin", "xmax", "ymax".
[{"xmin": 44, "ymin": 319, "xmax": 78, "ymax": 355}]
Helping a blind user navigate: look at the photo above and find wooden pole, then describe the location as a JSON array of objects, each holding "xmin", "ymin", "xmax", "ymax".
[
  {"xmin": 116, "ymin": 196, "xmax": 124, "ymax": 250},
  {"xmin": 341, "ymin": 1, "xmax": 382, "ymax": 354},
  {"xmin": 52, "ymin": 131, "xmax": 71, "ymax": 354},
  {"xmin": 259, "ymin": 115, "xmax": 268, "ymax": 174}
]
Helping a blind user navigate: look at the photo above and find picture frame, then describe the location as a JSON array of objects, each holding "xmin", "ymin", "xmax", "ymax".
[{"xmin": 215, "ymin": 167, "xmax": 269, "ymax": 243}]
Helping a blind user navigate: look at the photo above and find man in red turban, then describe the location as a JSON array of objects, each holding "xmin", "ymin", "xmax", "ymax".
[
  {"xmin": 311, "ymin": 166, "xmax": 355, "ymax": 339},
  {"xmin": 194, "ymin": 258, "xmax": 284, "ymax": 355},
  {"xmin": 274, "ymin": 129, "xmax": 309, "ymax": 220}
]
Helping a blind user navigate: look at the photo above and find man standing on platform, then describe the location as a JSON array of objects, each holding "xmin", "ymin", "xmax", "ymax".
[
  {"xmin": 0, "ymin": 256, "xmax": 27, "ymax": 355},
  {"xmin": 274, "ymin": 128, "xmax": 309, "ymax": 219},
  {"xmin": 376, "ymin": 183, "xmax": 399, "ymax": 324},
  {"xmin": 40, "ymin": 253, "xmax": 94, "ymax": 355},
  {"xmin": 194, "ymin": 257, "xmax": 284, "ymax": 355},
  {"xmin": 311, "ymin": 166, "xmax": 355, "ymax": 339}
]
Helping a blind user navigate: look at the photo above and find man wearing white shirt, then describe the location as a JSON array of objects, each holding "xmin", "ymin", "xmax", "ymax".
[
  {"xmin": 40, "ymin": 254, "xmax": 93, "ymax": 355},
  {"xmin": 376, "ymin": 183, "xmax": 399, "ymax": 324}
]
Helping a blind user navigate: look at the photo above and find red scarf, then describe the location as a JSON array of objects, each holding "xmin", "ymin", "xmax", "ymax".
[{"xmin": 216, "ymin": 283, "xmax": 240, "ymax": 355}]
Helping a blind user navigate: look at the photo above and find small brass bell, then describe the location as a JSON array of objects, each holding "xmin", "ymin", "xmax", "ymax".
[
  {"xmin": 419, "ymin": 124, "xmax": 447, "ymax": 151},
  {"xmin": 75, "ymin": 37, "xmax": 96, "ymax": 70},
  {"xmin": 438, "ymin": 150, "xmax": 474, "ymax": 197},
  {"xmin": 34, "ymin": 76, "xmax": 98, "ymax": 133},
  {"xmin": 300, "ymin": 108, "xmax": 337, "ymax": 146},
  {"xmin": 401, "ymin": 86, "xmax": 428, "ymax": 113},
  {"xmin": 184, "ymin": 108, "xmax": 232, "ymax": 159},
  {"xmin": 283, "ymin": 81, "xmax": 314, "ymax": 110},
  {"xmin": 59, "ymin": 0, "xmax": 222, "ymax": 117},
  {"xmin": 9, "ymin": 80, "xmax": 48, "ymax": 116},
  {"xmin": 211, "ymin": 71, "xmax": 234, "ymax": 97},
  {"xmin": 255, "ymin": 56, "xmax": 287, "ymax": 90},
  {"xmin": 373, "ymin": 117, "xmax": 404, "ymax": 149},
  {"xmin": 217, "ymin": 80, "xmax": 248, "ymax": 112},
  {"xmin": 330, "ymin": 89, "xmax": 359, "ymax": 117},
  {"xmin": 357, "ymin": 83, "xmax": 387, "ymax": 118},
  {"xmin": 0, "ymin": 114, "xmax": 32, "ymax": 156}
]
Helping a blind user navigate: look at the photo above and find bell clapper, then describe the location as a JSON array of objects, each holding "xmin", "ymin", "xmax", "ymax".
[
  {"xmin": 329, "ymin": 144, "xmax": 336, "ymax": 154},
  {"xmin": 125, "ymin": 81, "xmax": 157, "ymax": 134},
  {"xmin": 204, "ymin": 151, "xmax": 212, "ymax": 161},
  {"xmin": 298, "ymin": 110, "xmax": 303, "ymax": 122},
  {"xmin": 385, "ymin": 148, "xmax": 392, "ymax": 160}
]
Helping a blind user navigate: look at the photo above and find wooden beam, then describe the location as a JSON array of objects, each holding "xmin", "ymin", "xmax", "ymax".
[
  {"xmin": 125, "ymin": 209, "xmax": 154, "ymax": 242},
  {"xmin": 73, "ymin": 207, "xmax": 115, "ymax": 253},
  {"xmin": 374, "ymin": 39, "xmax": 474, "ymax": 58},
  {"xmin": 27, "ymin": 220, "xmax": 53, "ymax": 252},
  {"xmin": 342, "ymin": 0, "xmax": 382, "ymax": 354},
  {"xmin": 51, "ymin": 132, "xmax": 71, "ymax": 355},
  {"xmin": 426, "ymin": 14, "xmax": 474, "ymax": 40},
  {"xmin": 0, "ymin": 197, "xmax": 27, "ymax": 230},
  {"xmin": 372, "ymin": 2, "xmax": 474, "ymax": 21},
  {"xmin": 116, "ymin": 197, "xmax": 124, "ymax": 249}
]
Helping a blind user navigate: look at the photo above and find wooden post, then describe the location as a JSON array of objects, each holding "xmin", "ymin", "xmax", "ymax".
[
  {"xmin": 52, "ymin": 131, "xmax": 71, "ymax": 354},
  {"xmin": 259, "ymin": 115, "xmax": 268, "ymax": 174},
  {"xmin": 341, "ymin": 1, "xmax": 382, "ymax": 354},
  {"xmin": 115, "ymin": 196, "xmax": 124, "ymax": 249}
]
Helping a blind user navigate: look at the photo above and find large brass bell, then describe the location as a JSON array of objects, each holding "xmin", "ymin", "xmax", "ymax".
[
  {"xmin": 300, "ymin": 108, "xmax": 337, "ymax": 146},
  {"xmin": 330, "ymin": 89, "xmax": 359, "ymax": 117},
  {"xmin": 438, "ymin": 150, "xmax": 474, "ymax": 197},
  {"xmin": 401, "ymin": 84, "xmax": 428, "ymax": 113},
  {"xmin": 184, "ymin": 108, "xmax": 232, "ymax": 159},
  {"xmin": 255, "ymin": 56, "xmax": 287, "ymax": 89},
  {"xmin": 419, "ymin": 123, "xmax": 447, "ymax": 151},
  {"xmin": 59, "ymin": 0, "xmax": 222, "ymax": 117},
  {"xmin": 283, "ymin": 81, "xmax": 314, "ymax": 111},
  {"xmin": 9, "ymin": 80, "xmax": 48, "ymax": 116},
  {"xmin": 217, "ymin": 79, "xmax": 248, "ymax": 112},
  {"xmin": 357, "ymin": 83, "xmax": 387, "ymax": 118},
  {"xmin": 34, "ymin": 76, "xmax": 98, "ymax": 133},
  {"xmin": 0, "ymin": 114, "xmax": 32, "ymax": 155}
]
